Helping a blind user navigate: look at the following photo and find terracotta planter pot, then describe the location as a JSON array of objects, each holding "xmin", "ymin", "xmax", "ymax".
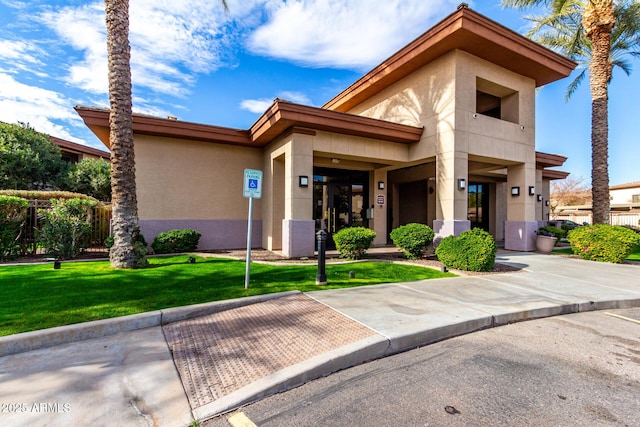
[{"xmin": 536, "ymin": 235, "xmax": 557, "ymax": 253}]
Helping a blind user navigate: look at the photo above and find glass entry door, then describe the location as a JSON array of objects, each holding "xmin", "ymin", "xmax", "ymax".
[
  {"xmin": 468, "ymin": 182, "xmax": 489, "ymax": 231},
  {"xmin": 313, "ymin": 169, "xmax": 368, "ymax": 247}
]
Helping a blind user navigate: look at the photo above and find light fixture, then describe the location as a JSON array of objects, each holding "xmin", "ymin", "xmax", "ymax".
[
  {"xmin": 378, "ymin": 181, "xmax": 385, "ymax": 190},
  {"xmin": 472, "ymin": 113, "xmax": 478, "ymax": 119},
  {"xmin": 520, "ymin": 125, "xmax": 525, "ymax": 131},
  {"xmin": 457, "ymin": 178, "xmax": 466, "ymax": 191},
  {"xmin": 511, "ymin": 186, "xmax": 520, "ymax": 196},
  {"xmin": 537, "ymin": 194, "xmax": 543, "ymax": 202},
  {"xmin": 529, "ymin": 186, "xmax": 535, "ymax": 196},
  {"xmin": 545, "ymin": 200, "xmax": 550, "ymax": 206},
  {"xmin": 331, "ymin": 158, "xmax": 340, "ymax": 164},
  {"xmin": 299, "ymin": 175, "xmax": 309, "ymax": 187}
]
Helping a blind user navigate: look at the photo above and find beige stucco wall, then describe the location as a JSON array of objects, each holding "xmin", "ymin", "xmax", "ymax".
[
  {"xmin": 134, "ymin": 135, "xmax": 263, "ymax": 220},
  {"xmin": 343, "ymin": 50, "xmax": 538, "ymax": 230}
]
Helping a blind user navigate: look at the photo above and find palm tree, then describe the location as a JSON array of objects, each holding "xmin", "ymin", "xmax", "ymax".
[
  {"xmin": 502, "ymin": 0, "xmax": 640, "ymax": 224},
  {"xmin": 104, "ymin": 0, "xmax": 227, "ymax": 268}
]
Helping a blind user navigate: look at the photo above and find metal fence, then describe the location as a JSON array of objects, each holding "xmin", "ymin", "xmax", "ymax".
[{"xmin": 18, "ymin": 200, "xmax": 111, "ymax": 256}]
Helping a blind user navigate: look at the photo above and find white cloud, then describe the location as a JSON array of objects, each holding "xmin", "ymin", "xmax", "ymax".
[
  {"xmin": 240, "ymin": 98, "xmax": 273, "ymax": 113},
  {"xmin": 247, "ymin": 0, "xmax": 460, "ymax": 70},
  {"xmin": 0, "ymin": 72, "xmax": 85, "ymax": 142},
  {"xmin": 38, "ymin": 0, "xmax": 238, "ymax": 97},
  {"xmin": 240, "ymin": 90, "xmax": 313, "ymax": 113}
]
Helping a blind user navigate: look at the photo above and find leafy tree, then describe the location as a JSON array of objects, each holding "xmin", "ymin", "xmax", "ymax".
[
  {"xmin": 0, "ymin": 122, "xmax": 69, "ymax": 190},
  {"xmin": 67, "ymin": 158, "xmax": 112, "ymax": 201},
  {"xmin": 38, "ymin": 198, "xmax": 97, "ymax": 259},
  {"xmin": 0, "ymin": 195, "xmax": 29, "ymax": 260},
  {"xmin": 502, "ymin": 0, "xmax": 640, "ymax": 224}
]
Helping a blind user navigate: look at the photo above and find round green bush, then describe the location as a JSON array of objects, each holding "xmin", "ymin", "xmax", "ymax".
[
  {"xmin": 390, "ymin": 223, "xmax": 435, "ymax": 259},
  {"xmin": 332, "ymin": 227, "xmax": 376, "ymax": 260},
  {"xmin": 568, "ymin": 224, "xmax": 640, "ymax": 263},
  {"xmin": 151, "ymin": 229, "xmax": 201, "ymax": 254},
  {"xmin": 435, "ymin": 228, "xmax": 497, "ymax": 272},
  {"xmin": 537, "ymin": 225, "xmax": 566, "ymax": 239}
]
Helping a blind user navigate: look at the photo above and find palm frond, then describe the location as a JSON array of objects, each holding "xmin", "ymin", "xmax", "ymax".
[{"xmin": 565, "ymin": 68, "xmax": 587, "ymax": 100}]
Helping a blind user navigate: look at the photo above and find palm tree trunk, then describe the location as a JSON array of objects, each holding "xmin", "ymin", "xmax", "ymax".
[
  {"xmin": 105, "ymin": 0, "xmax": 147, "ymax": 268},
  {"xmin": 590, "ymin": 31, "xmax": 611, "ymax": 224},
  {"xmin": 585, "ymin": 1, "xmax": 615, "ymax": 225}
]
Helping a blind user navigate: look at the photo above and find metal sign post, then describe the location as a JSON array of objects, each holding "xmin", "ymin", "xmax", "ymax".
[{"xmin": 243, "ymin": 169, "xmax": 263, "ymax": 289}]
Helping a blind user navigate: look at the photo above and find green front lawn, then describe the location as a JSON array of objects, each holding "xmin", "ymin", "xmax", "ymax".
[{"xmin": 0, "ymin": 255, "xmax": 454, "ymax": 336}]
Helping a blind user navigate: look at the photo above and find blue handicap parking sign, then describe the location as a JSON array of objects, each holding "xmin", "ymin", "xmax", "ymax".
[{"xmin": 248, "ymin": 179, "xmax": 258, "ymax": 189}]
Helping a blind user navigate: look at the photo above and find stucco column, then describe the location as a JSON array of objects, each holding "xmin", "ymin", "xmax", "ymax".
[
  {"xmin": 282, "ymin": 133, "xmax": 315, "ymax": 257},
  {"xmin": 371, "ymin": 169, "xmax": 388, "ymax": 246},
  {"xmin": 433, "ymin": 150, "xmax": 470, "ymax": 242},
  {"xmin": 505, "ymin": 162, "xmax": 538, "ymax": 251}
]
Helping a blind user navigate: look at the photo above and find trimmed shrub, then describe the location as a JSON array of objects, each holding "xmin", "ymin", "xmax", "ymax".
[
  {"xmin": 568, "ymin": 224, "xmax": 640, "ymax": 263},
  {"xmin": 0, "ymin": 195, "xmax": 29, "ymax": 260},
  {"xmin": 537, "ymin": 225, "xmax": 566, "ymax": 239},
  {"xmin": 151, "ymin": 229, "xmax": 201, "ymax": 254},
  {"xmin": 332, "ymin": 227, "xmax": 376, "ymax": 260},
  {"xmin": 38, "ymin": 198, "xmax": 97, "ymax": 259},
  {"xmin": 435, "ymin": 228, "xmax": 497, "ymax": 272},
  {"xmin": 390, "ymin": 223, "xmax": 435, "ymax": 259}
]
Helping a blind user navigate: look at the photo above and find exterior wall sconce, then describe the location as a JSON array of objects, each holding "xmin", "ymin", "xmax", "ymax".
[
  {"xmin": 378, "ymin": 181, "xmax": 385, "ymax": 190},
  {"xmin": 331, "ymin": 158, "xmax": 340, "ymax": 164},
  {"xmin": 529, "ymin": 186, "xmax": 535, "ymax": 196},
  {"xmin": 537, "ymin": 194, "xmax": 543, "ymax": 202},
  {"xmin": 299, "ymin": 176, "xmax": 309, "ymax": 187},
  {"xmin": 545, "ymin": 200, "xmax": 550, "ymax": 206},
  {"xmin": 457, "ymin": 178, "xmax": 466, "ymax": 190},
  {"xmin": 511, "ymin": 186, "xmax": 520, "ymax": 196}
]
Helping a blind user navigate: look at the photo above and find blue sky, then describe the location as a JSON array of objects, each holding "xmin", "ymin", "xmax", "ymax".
[{"xmin": 0, "ymin": 0, "xmax": 638, "ymax": 185}]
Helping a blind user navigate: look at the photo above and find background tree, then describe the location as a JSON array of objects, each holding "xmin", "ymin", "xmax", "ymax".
[
  {"xmin": 551, "ymin": 176, "xmax": 592, "ymax": 206},
  {"xmin": 502, "ymin": 0, "xmax": 640, "ymax": 224},
  {"xmin": 67, "ymin": 158, "xmax": 112, "ymax": 202},
  {"xmin": 0, "ymin": 122, "xmax": 68, "ymax": 190}
]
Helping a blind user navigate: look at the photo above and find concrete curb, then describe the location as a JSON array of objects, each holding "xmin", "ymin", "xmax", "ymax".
[
  {"xmin": 0, "ymin": 291, "xmax": 301, "ymax": 357},
  {"xmin": 191, "ymin": 296, "xmax": 640, "ymax": 423},
  {"xmin": 192, "ymin": 334, "xmax": 390, "ymax": 421}
]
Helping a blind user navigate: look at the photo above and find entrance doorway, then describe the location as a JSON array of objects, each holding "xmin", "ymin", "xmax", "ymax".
[
  {"xmin": 468, "ymin": 182, "xmax": 490, "ymax": 231},
  {"xmin": 313, "ymin": 168, "xmax": 368, "ymax": 246}
]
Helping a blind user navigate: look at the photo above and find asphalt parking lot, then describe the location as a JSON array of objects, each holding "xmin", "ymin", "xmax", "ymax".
[{"xmin": 209, "ymin": 308, "xmax": 640, "ymax": 427}]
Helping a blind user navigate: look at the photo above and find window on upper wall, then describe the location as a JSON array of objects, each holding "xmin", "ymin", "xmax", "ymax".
[
  {"xmin": 632, "ymin": 194, "xmax": 640, "ymax": 203},
  {"xmin": 475, "ymin": 77, "xmax": 519, "ymax": 124}
]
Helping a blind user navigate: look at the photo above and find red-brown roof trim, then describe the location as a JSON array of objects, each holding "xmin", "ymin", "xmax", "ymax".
[
  {"xmin": 542, "ymin": 169, "xmax": 570, "ymax": 180},
  {"xmin": 536, "ymin": 151, "xmax": 568, "ymax": 168},
  {"xmin": 75, "ymin": 106, "xmax": 252, "ymax": 149},
  {"xmin": 249, "ymin": 99, "xmax": 423, "ymax": 145},
  {"xmin": 324, "ymin": 5, "xmax": 577, "ymax": 112},
  {"xmin": 50, "ymin": 136, "xmax": 110, "ymax": 159},
  {"xmin": 75, "ymin": 102, "xmax": 424, "ymax": 149}
]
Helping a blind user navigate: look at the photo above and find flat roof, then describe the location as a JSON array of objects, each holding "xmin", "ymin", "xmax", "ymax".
[
  {"xmin": 50, "ymin": 136, "xmax": 110, "ymax": 159},
  {"xmin": 75, "ymin": 102, "xmax": 424, "ymax": 149}
]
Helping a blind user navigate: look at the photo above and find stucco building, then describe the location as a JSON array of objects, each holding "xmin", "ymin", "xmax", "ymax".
[{"xmin": 77, "ymin": 5, "xmax": 574, "ymax": 257}]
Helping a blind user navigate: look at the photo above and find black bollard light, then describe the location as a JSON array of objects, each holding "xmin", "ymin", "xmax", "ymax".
[
  {"xmin": 316, "ymin": 230, "xmax": 327, "ymax": 285},
  {"xmin": 54, "ymin": 259, "xmax": 61, "ymax": 269}
]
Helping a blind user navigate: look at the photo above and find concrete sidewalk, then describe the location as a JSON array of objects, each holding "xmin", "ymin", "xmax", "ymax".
[{"xmin": 1, "ymin": 252, "xmax": 639, "ymax": 426}]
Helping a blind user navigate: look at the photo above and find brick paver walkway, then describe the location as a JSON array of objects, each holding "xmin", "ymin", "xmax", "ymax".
[{"xmin": 163, "ymin": 293, "xmax": 377, "ymax": 408}]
